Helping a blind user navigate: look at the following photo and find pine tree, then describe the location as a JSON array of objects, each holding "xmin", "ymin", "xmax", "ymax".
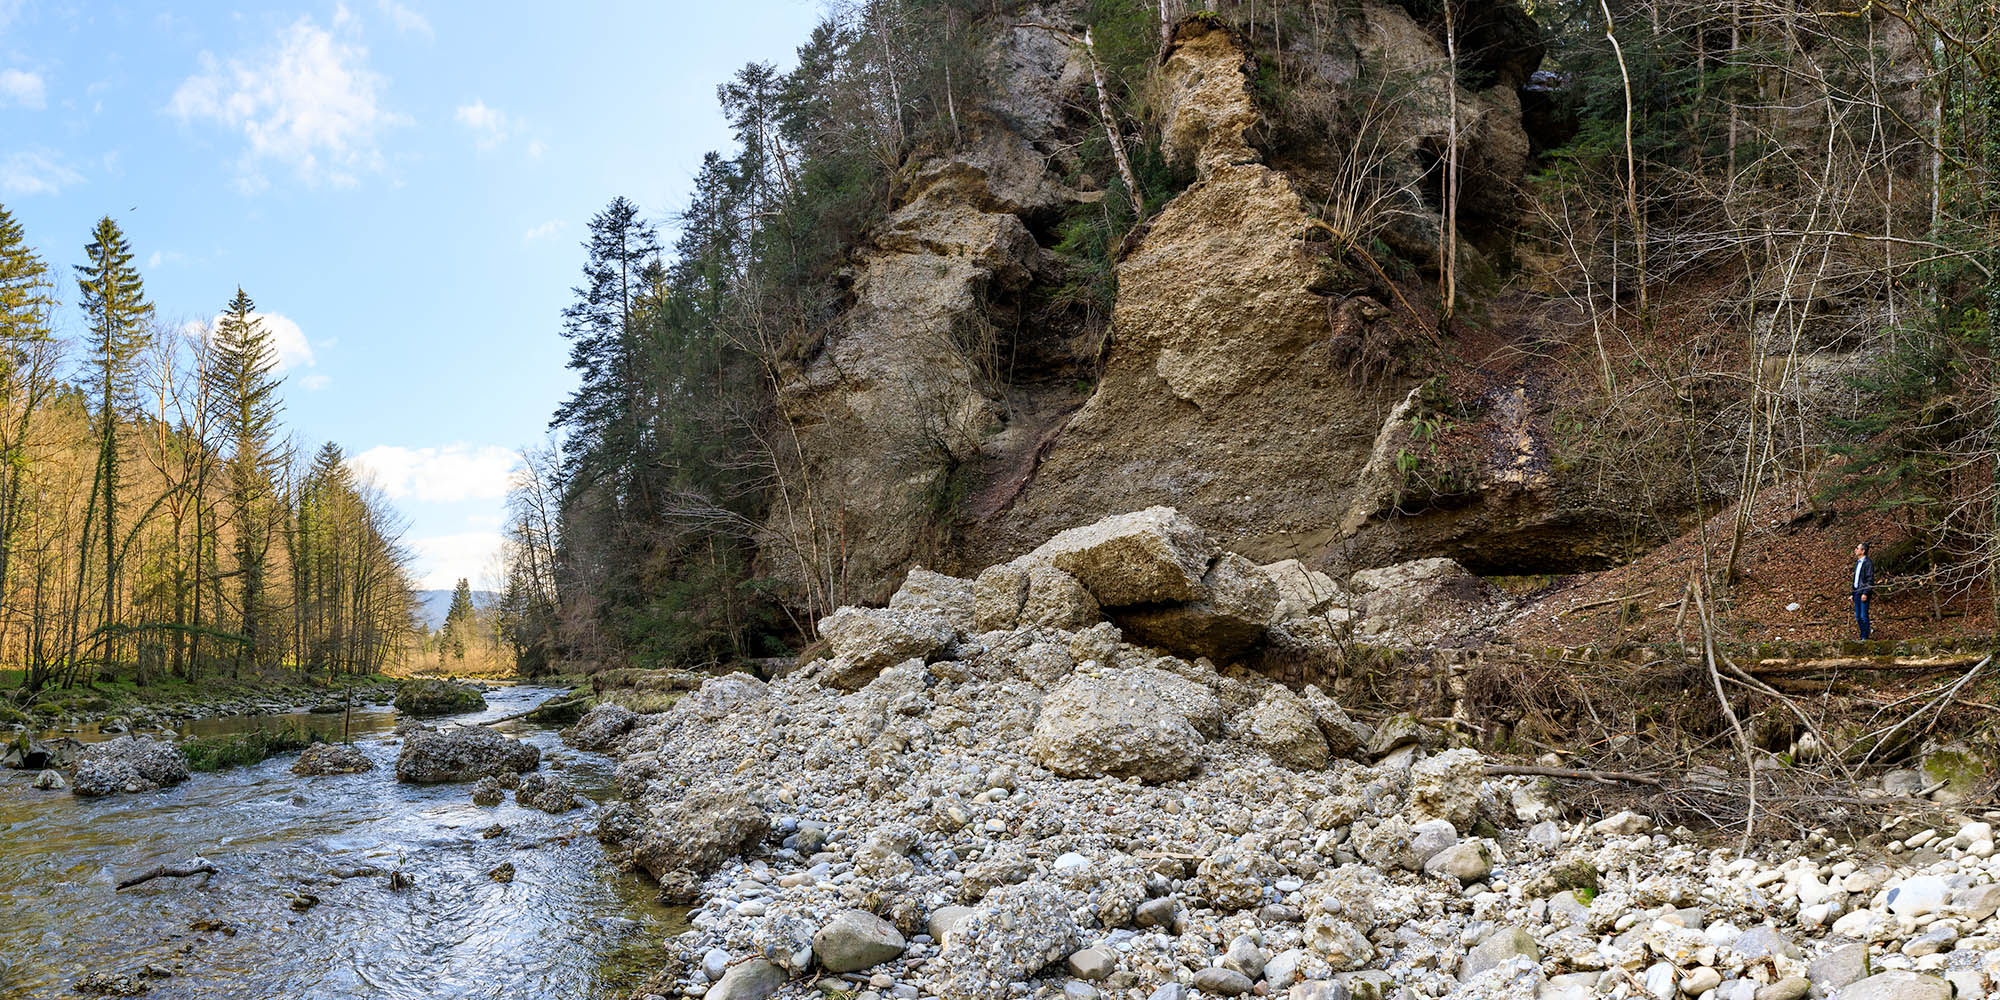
[
  {"xmin": 75, "ymin": 216, "xmax": 152, "ymax": 654},
  {"xmin": 550, "ymin": 196, "xmax": 662, "ymax": 507},
  {"xmin": 442, "ymin": 577, "xmax": 475, "ymax": 661},
  {"xmin": 213, "ymin": 288, "xmax": 285, "ymax": 671}
]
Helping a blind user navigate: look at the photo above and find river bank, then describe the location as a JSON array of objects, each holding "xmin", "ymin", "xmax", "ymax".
[
  {"xmin": 0, "ymin": 685, "xmax": 673, "ymax": 999},
  {"xmin": 573, "ymin": 509, "xmax": 2000, "ymax": 1000}
]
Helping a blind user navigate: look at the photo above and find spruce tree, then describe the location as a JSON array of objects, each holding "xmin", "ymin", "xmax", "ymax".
[
  {"xmin": 442, "ymin": 577, "xmax": 475, "ymax": 661},
  {"xmin": 213, "ymin": 288, "xmax": 285, "ymax": 670},
  {"xmin": 75, "ymin": 216, "xmax": 152, "ymax": 645}
]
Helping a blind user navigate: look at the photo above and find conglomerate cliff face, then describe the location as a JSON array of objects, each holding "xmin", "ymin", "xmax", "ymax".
[{"xmin": 766, "ymin": 4, "xmax": 1692, "ymax": 603}]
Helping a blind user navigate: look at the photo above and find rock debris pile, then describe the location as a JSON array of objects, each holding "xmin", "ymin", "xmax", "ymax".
[{"xmin": 574, "ymin": 508, "xmax": 1999, "ymax": 1000}]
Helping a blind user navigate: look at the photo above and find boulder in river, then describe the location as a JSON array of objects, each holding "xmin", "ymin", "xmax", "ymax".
[
  {"xmin": 516, "ymin": 772, "xmax": 579, "ymax": 813},
  {"xmin": 393, "ymin": 724, "xmax": 539, "ymax": 784},
  {"xmin": 72, "ymin": 736, "xmax": 190, "ymax": 797},
  {"xmin": 392, "ymin": 678, "xmax": 488, "ymax": 717},
  {"xmin": 291, "ymin": 742, "xmax": 374, "ymax": 776}
]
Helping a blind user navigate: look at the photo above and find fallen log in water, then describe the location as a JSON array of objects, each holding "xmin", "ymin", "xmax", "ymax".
[{"xmin": 116, "ymin": 863, "xmax": 218, "ymax": 890}]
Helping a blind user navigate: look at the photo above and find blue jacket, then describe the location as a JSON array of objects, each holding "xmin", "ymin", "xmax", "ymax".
[{"xmin": 1851, "ymin": 556, "xmax": 1875, "ymax": 597}]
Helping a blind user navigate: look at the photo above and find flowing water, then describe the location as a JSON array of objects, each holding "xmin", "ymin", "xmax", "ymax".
[{"xmin": 0, "ymin": 686, "xmax": 677, "ymax": 999}]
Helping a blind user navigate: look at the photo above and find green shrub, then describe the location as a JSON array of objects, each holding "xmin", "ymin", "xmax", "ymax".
[{"xmin": 181, "ymin": 726, "xmax": 327, "ymax": 772}]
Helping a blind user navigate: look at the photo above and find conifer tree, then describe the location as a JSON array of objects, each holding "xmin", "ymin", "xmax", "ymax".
[
  {"xmin": 442, "ymin": 577, "xmax": 475, "ymax": 661},
  {"xmin": 75, "ymin": 216, "xmax": 152, "ymax": 650},
  {"xmin": 213, "ymin": 288, "xmax": 285, "ymax": 669}
]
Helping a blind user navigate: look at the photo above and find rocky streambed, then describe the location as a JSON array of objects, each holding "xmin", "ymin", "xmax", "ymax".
[
  {"xmin": 575, "ymin": 509, "xmax": 2000, "ymax": 1000},
  {"xmin": 0, "ymin": 686, "xmax": 674, "ymax": 999}
]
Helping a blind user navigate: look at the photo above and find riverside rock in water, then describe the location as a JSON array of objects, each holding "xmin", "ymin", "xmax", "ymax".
[
  {"xmin": 392, "ymin": 725, "xmax": 538, "ymax": 784},
  {"xmin": 290, "ymin": 742, "xmax": 373, "ymax": 776},
  {"xmin": 391, "ymin": 678, "xmax": 487, "ymax": 717},
  {"xmin": 514, "ymin": 772, "xmax": 578, "ymax": 813},
  {"xmin": 71, "ymin": 736, "xmax": 189, "ymax": 797}
]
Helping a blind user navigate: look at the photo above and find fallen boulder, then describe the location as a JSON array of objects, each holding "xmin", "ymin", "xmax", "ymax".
[
  {"xmin": 1029, "ymin": 670, "xmax": 1206, "ymax": 783},
  {"xmin": 393, "ymin": 725, "xmax": 539, "ymax": 784},
  {"xmin": 1019, "ymin": 506, "xmax": 1213, "ymax": 607},
  {"xmin": 629, "ymin": 787, "xmax": 770, "ymax": 903},
  {"xmin": 561, "ymin": 703, "xmax": 639, "ymax": 751},
  {"xmin": 1116, "ymin": 552, "xmax": 1277, "ymax": 662},
  {"xmin": 817, "ymin": 606, "xmax": 958, "ymax": 690}
]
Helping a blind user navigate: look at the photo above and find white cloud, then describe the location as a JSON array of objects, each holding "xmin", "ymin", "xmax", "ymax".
[
  {"xmin": 377, "ymin": 0, "xmax": 432, "ymax": 37},
  {"xmin": 0, "ymin": 149, "xmax": 82, "ymax": 196},
  {"xmin": 409, "ymin": 531, "xmax": 505, "ymax": 590},
  {"xmin": 348, "ymin": 444, "xmax": 515, "ymax": 503},
  {"xmin": 167, "ymin": 16, "xmax": 404, "ymax": 189},
  {"xmin": 454, "ymin": 99, "xmax": 509, "ymax": 149},
  {"xmin": 0, "ymin": 68, "xmax": 45, "ymax": 109},
  {"xmin": 193, "ymin": 310, "xmax": 317, "ymax": 372},
  {"xmin": 300, "ymin": 373, "xmax": 331, "ymax": 391},
  {"xmin": 522, "ymin": 219, "xmax": 561, "ymax": 243},
  {"xmin": 526, "ymin": 138, "xmax": 545, "ymax": 159}
]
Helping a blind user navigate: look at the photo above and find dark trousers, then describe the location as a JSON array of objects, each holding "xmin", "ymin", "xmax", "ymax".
[{"xmin": 1853, "ymin": 594, "xmax": 1871, "ymax": 639}]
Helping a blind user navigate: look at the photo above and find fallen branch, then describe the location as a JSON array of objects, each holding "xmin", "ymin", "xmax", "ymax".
[
  {"xmin": 117, "ymin": 863, "xmax": 218, "ymax": 890},
  {"xmin": 1484, "ymin": 764, "xmax": 1663, "ymax": 787},
  {"xmin": 486, "ymin": 694, "xmax": 590, "ymax": 725},
  {"xmin": 1751, "ymin": 654, "xmax": 1989, "ymax": 676},
  {"xmin": 1555, "ymin": 589, "xmax": 1656, "ymax": 618}
]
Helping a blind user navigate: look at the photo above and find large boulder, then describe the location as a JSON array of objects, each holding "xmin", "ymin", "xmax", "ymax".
[
  {"xmin": 1261, "ymin": 558, "xmax": 1349, "ymax": 621},
  {"xmin": 812, "ymin": 909, "xmax": 907, "ymax": 973},
  {"xmin": 931, "ymin": 882, "xmax": 1081, "ymax": 1000},
  {"xmin": 1029, "ymin": 670, "xmax": 1207, "ymax": 783},
  {"xmin": 393, "ymin": 725, "xmax": 540, "ymax": 784},
  {"xmin": 562, "ymin": 703, "xmax": 639, "ymax": 751},
  {"xmin": 1245, "ymin": 687, "xmax": 1330, "ymax": 770},
  {"xmin": 1116, "ymin": 552, "xmax": 1278, "ymax": 662},
  {"xmin": 630, "ymin": 788, "xmax": 770, "ymax": 903},
  {"xmin": 817, "ymin": 606, "xmax": 958, "ymax": 690},
  {"xmin": 393, "ymin": 678, "xmax": 488, "ymax": 717},
  {"xmin": 1408, "ymin": 748, "xmax": 1485, "ymax": 829},
  {"xmin": 291, "ymin": 742, "xmax": 374, "ymax": 776},
  {"xmin": 71, "ymin": 736, "xmax": 190, "ymax": 796},
  {"xmin": 888, "ymin": 567, "xmax": 977, "ymax": 620},
  {"xmin": 1019, "ymin": 507, "xmax": 1213, "ymax": 608}
]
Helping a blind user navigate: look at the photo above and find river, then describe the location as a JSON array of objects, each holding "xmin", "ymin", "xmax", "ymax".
[{"xmin": 0, "ymin": 685, "xmax": 676, "ymax": 999}]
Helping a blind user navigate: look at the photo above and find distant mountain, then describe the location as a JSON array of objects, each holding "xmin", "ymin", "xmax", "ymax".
[{"xmin": 414, "ymin": 588, "xmax": 500, "ymax": 629}]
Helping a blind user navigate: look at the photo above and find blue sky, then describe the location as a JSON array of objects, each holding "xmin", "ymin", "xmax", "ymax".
[{"xmin": 0, "ymin": 0, "xmax": 823, "ymax": 589}]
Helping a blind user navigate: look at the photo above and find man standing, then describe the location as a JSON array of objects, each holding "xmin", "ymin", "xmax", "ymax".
[{"xmin": 1851, "ymin": 542, "xmax": 1876, "ymax": 639}]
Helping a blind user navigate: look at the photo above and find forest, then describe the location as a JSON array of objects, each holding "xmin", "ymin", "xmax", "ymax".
[
  {"xmin": 0, "ymin": 207, "xmax": 419, "ymax": 692},
  {"xmin": 497, "ymin": 0, "xmax": 2000, "ymax": 675}
]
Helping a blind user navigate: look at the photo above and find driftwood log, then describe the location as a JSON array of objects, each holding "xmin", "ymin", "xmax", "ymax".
[
  {"xmin": 116, "ymin": 863, "xmax": 218, "ymax": 890},
  {"xmin": 1484, "ymin": 764, "xmax": 1664, "ymax": 788}
]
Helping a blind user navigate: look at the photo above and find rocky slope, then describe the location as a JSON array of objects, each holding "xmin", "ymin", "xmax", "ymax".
[
  {"xmin": 763, "ymin": 4, "xmax": 1744, "ymax": 605},
  {"xmin": 586, "ymin": 509, "xmax": 2000, "ymax": 1000}
]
